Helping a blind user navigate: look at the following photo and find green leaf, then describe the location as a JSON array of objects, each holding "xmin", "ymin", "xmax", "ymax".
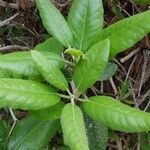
[
  {"xmin": 31, "ymin": 101, "xmax": 65, "ymax": 120},
  {"xmin": 36, "ymin": 0, "xmax": 73, "ymax": 47},
  {"xmin": 8, "ymin": 115, "xmax": 59, "ymax": 150},
  {"xmin": 0, "ymin": 78, "xmax": 60, "ymax": 110},
  {"xmin": 84, "ymin": 113, "xmax": 108, "ymax": 150},
  {"xmin": 73, "ymin": 39, "xmax": 110, "ymax": 92},
  {"xmin": 68, "ymin": 0, "xmax": 104, "ymax": 51},
  {"xmin": 100, "ymin": 10, "xmax": 150, "ymax": 58},
  {"xmin": 132, "ymin": 0, "xmax": 150, "ymax": 4},
  {"xmin": 141, "ymin": 132, "xmax": 150, "ymax": 150},
  {"xmin": 31, "ymin": 51, "xmax": 68, "ymax": 91},
  {"xmin": 84, "ymin": 96, "xmax": 150, "ymax": 133},
  {"xmin": 0, "ymin": 51, "xmax": 63, "ymax": 80},
  {"xmin": 35, "ymin": 37, "xmax": 64, "ymax": 54},
  {"xmin": 99, "ymin": 62, "xmax": 118, "ymax": 81},
  {"xmin": 61, "ymin": 103, "xmax": 89, "ymax": 150},
  {"xmin": 0, "ymin": 121, "xmax": 7, "ymax": 149}
]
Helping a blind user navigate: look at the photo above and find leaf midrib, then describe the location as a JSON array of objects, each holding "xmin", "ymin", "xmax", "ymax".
[
  {"xmin": 79, "ymin": 2, "xmax": 88, "ymax": 50},
  {"xmin": 71, "ymin": 105, "xmax": 86, "ymax": 148},
  {"xmin": 0, "ymin": 85, "xmax": 55, "ymax": 96},
  {"xmin": 88, "ymin": 100, "xmax": 150, "ymax": 118}
]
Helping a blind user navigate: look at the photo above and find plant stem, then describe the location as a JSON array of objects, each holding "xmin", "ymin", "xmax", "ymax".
[
  {"xmin": 57, "ymin": 94, "xmax": 71, "ymax": 99},
  {"xmin": 76, "ymin": 98, "xmax": 89, "ymax": 102},
  {"xmin": 71, "ymin": 98, "xmax": 75, "ymax": 105}
]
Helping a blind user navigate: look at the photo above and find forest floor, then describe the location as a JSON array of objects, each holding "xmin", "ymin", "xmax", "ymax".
[{"xmin": 0, "ymin": 0, "xmax": 150, "ymax": 149}]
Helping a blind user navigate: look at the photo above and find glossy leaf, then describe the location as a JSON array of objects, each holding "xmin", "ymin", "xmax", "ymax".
[
  {"xmin": 84, "ymin": 96, "xmax": 150, "ymax": 133},
  {"xmin": 68, "ymin": 0, "xmax": 104, "ymax": 51},
  {"xmin": 0, "ymin": 78, "xmax": 60, "ymax": 110},
  {"xmin": 0, "ymin": 51, "xmax": 63, "ymax": 80},
  {"xmin": 36, "ymin": 0, "xmax": 73, "ymax": 47},
  {"xmin": 31, "ymin": 101, "xmax": 65, "ymax": 120},
  {"xmin": 99, "ymin": 62, "xmax": 118, "ymax": 81},
  {"xmin": 133, "ymin": 0, "xmax": 150, "ymax": 4},
  {"xmin": 8, "ymin": 115, "xmax": 59, "ymax": 150},
  {"xmin": 100, "ymin": 10, "xmax": 150, "ymax": 58},
  {"xmin": 73, "ymin": 39, "xmax": 110, "ymax": 92},
  {"xmin": 31, "ymin": 51, "xmax": 68, "ymax": 91},
  {"xmin": 61, "ymin": 103, "xmax": 89, "ymax": 150},
  {"xmin": 84, "ymin": 113, "xmax": 108, "ymax": 150},
  {"xmin": 35, "ymin": 37, "xmax": 64, "ymax": 54}
]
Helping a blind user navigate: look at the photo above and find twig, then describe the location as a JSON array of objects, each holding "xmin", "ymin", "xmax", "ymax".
[
  {"xmin": 137, "ymin": 133, "xmax": 141, "ymax": 150},
  {"xmin": 144, "ymin": 98, "xmax": 150, "ymax": 111},
  {"xmin": 101, "ymin": 81, "xmax": 104, "ymax": 93},
  {"xmin": 0, "ymin": 0, "xmax": 19, "ymax": 9},
  {"xmin": 128, "ymin": 0, "xmax": 141, "ymax": 13},
  {"xmin": 5, "ymin": 108, "xmax": 18, "ymax": 142},
  {"xmin": 110, "ymin": 78, "xmax": 118, "ymax": 96},
  {"xmin": 125, "ymin": 55, "xmax": 137, "ymax": 82},
  {"xmin": 130, "ymin": 82, "xmax": 139, "ymax": 109},
  {"xmin": 113, "ymin": 58, "xmax": 127, "ymax": 73},
  {"xmin": 120, "ymin": 48, "xmax": 140, "ymax": 63},
  {"xmin": 138, "ymin": 51, "xmax": 148, "ymax": 97},
  {"xmin": 0, "ymin": 45, "xmax": 30, "ymax": 53},
  {"xmin": 90, "ymin": 87, "xmax": 98, "ymax": 95},
  {"xmin": 9, "ymin": 108, "xmax": 18, "ymax": 122},
  {"xmin": 116, "ymin": 140, "xmax": 123, "ymax": 150},
  {"xmin": 0, "ymin": 13, "xmax": 19, "ymax": 27}
]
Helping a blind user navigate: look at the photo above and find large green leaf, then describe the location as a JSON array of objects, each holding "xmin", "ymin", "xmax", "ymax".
[
  {"xmin": 36, "ymin": 0, "xmax": 73, "ymax": 47},
  {"xmin": 8, "ymin": 115, "xmax": 59, "ymax": 150},
  {"xmin": 84, "ymin": 113, "xmax": 108, "ymax": 150},
  {"xmin": 35, "ymin": 37, "xmax": 64, "ymax": 54},
  {"xmin": 31, "ymin": 51, "xmax": 68, "ymax": 91},
  {"xmin": 84, "ymin": 96, "xmax": 150, "ymax": 133},
  {"xmin": 73, "ymin": 39, "xmax": 110, "ymax": 92},
  {"xmin": 0, "ymin": 78, "xmax": 60, "ymax": 110},
  {"xmin": 61, "ymin": 103, "xmax": 89, "ymax": 150},
  {"xmin": 0, "ymin": 51, "xmax": 63, "ymax": 80},
  {"xmin": 68, "ymin": 0, "xmax": 103, "ymax": 51},
  {"xmin": 31, "ymin": 101, "xmax": 65, "ymax": 120},
  {"xmin": 100, "ymin": 10, "xmax": 150, "ymax": 58},
  {"xmin": 133, "ymin": 0, "xmax": 150, "ymax": 4}
]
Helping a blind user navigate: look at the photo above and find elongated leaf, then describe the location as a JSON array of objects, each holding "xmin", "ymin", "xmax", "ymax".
[
  {"xmin": 99, "ymin": 62, "xmax": 118, "ymax": 81},
  {"xmin": 84, "ymin": 96, "xmax": 150, "ymax": 133},
  {"xmin": 73, "ymin": 39, "xmax": 110, "ymax": 92},
  {"xmin": 0, "ymin": 121, "xmax": 7, "ymax": 149},
  {"xmin": 84, "ymin": 113, "xmax": 108, "ymax": 150},
  {"xmin": 100, "ymin": 10, "xmax": 150, "ymax": 58},
  {"xmin": 0, "ymin": 51, "xmax": 63, "ymax": 80},
  {"xmin": 133, "ymin": 0, "xmax": 150, "ymax": 4},
  {"xmin": 35, "ymin": 37, "xmax": 64, "ymax": 54},
  {"xmin": 36, "ymin": 0, "xmax": 73, "ymax": 47},
  {"xmin": 8, "ymin": 115, "xmax": 59, "ymax": 150},
  {"xmin": 31, "ymin": 51, "xmax": 68, "ymax": 91},
  {"xmin": 31, "ymin": 101, "xmax": 65, "ymax": 120},
  {"xmin": 0, "ymin": 78, "xmax": 60, "ymax": 110},
  {"xmin": 61, "ymin": 103, "xmax": 89, "ymax": 150},
  {"xmin": 68, "ymin": 0, "xmax": 103, "ymax": 51},
  {"xmin": 140, "ymin": 132, "xmax": 150, "ymax": 150}
]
